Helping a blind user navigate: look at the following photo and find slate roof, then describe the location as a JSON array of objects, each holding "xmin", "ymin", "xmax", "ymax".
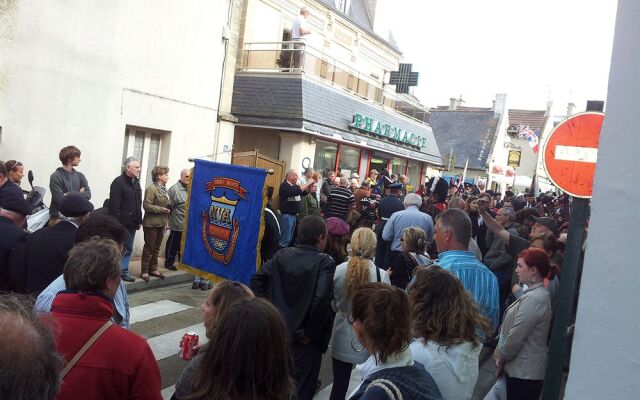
[
  {"xmin": 428, "ymin": 110, "xmax": 500, "ymax": 171},
  {"xmin": 317, "ymin": 0, "xmax": 401, "ymax": 53},
  {"xmin": 231, "ymin": 73, "xmax": 442, "ymax": 165},
  {"xmin": 508, "ymin": 109, "xmax": 547, "ymax": 132}
]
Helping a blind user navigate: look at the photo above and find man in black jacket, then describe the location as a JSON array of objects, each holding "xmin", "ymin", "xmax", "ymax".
[
  {"xmin": 21, "ymin": 194, "xmax": 93, "ymax": 294},
  {"xmin": 0, "ymin": 188, "xmax": 30, "ymax": 292},
  {"xmin": 251, "ymin": 215, "xmax": 335, "ymax": 400},
  {"xmin": 108, "ymin": 157, "xmax": 142, "ymax": 282}
]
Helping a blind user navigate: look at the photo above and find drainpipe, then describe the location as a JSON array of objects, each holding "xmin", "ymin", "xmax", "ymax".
[{"xmin": 213, "ymin": 0, "xmax": 234, "ymax": 162}]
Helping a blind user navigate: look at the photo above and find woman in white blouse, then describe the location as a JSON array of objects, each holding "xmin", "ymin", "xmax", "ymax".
[
  {"xmin": 408, "ymin": 265, "xmax": 493, "ymax": 400},
  {"xmin": 329, "ymin": 227, "xmax": 390, "ymax": 400}
]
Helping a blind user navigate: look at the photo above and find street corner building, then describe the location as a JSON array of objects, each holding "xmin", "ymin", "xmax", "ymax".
[{"xmin": 230, "ymin": 0, "xmax": 443, "ymax": 202}]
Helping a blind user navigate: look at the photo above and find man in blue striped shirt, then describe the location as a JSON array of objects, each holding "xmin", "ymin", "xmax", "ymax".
[{"xmin": 434, "ymin": 208, "xmax": 500, "ymax": 330}]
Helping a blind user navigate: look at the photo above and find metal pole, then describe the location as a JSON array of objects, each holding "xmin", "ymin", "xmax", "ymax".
[{"xmin": 542, "ymin": 197, "xmax": 589, "ymax": 400}]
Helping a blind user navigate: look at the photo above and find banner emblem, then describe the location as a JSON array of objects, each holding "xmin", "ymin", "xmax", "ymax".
[{"xmin": 201, "ymin": 177, "xmax": 247, "ymax": 264}]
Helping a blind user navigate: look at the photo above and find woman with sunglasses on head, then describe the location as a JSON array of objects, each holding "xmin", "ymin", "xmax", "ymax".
[
  {"xmin": 172, "ymin": 281, "xmax": 254, "ymax": 400},
  {"xmin": 408, "ymin": 265, "xmax": 492, "ymax": 399},
  {"xmin": 329, "ymin": 228, "xmax": 390, "ymax": 400},
  {"xmin": 348, "ymin": 283, "xmax": 443, "ymax": 400}
]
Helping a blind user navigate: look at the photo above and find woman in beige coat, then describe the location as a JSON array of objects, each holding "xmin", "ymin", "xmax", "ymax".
[
  {"xmin": 494, "ymin": 247, "xmax": 552, "ymax": 400},
  {"xmin": 141, "ymin": 166, "xmax": 170, "ymax": 281}
]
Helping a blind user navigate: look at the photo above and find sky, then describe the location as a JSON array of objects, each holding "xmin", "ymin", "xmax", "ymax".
[{"xmin": 386, "ymin": 0, "xmax": 618, "ymax": 114}]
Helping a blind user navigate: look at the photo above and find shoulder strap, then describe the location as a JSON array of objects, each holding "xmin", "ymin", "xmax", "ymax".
[
  {"xmin": 61, "ymin": 320, "xmax": 113, "ymax": 379},
  {"xmin": 376, "ymin": 266, "xmax": 381, "ymax": 282},
  {"xmin": 368, "ymin": 378, "xmax": 404, "ymax": 400}
]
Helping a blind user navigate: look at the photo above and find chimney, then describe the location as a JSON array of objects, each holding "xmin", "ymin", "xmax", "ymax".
[
  {"xmin": 545, "ymin": 100, "xmax": 553, "ymax": 116},
  {"xmin": 449, "ymin": 97, "xmax": 457, "ymax": 111},
  {"xmin": 567, "ymin": 102, "xmax": 576, "ymax": 116},
  {"xmin": 494, "ymin": 93, "xmax": 507, "ymax": 117},
  {"xmin": 365, "ymin": 0, "xmax": 377, "ymax": 25}
]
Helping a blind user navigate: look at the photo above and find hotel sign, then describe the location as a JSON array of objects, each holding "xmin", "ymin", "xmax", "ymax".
[{"xmin": 349, "ymin": 113, "xmax": 427, "ymax": 148}]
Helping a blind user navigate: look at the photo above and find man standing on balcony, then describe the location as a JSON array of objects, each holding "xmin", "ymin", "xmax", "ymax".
[{"xmin": 291, "ymin": 6, "xmax": 311, "ymax": 68}]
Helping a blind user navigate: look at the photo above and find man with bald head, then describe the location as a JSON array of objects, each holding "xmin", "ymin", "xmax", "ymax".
[
  {"xmin": 165, "ymin": 168, "xmax": 190, "ymax": 271},
  {"xmin": 279, "ymin": 168, "xmax": 314, "ymax": 247}
]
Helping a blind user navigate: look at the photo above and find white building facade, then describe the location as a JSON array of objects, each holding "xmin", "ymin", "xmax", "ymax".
[{"xmin": 1, "ymin": 0, "xmax": 242, "ymax": 251}]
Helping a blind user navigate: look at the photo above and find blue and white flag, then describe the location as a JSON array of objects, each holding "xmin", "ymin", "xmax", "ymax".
[{"xmin": 180, "ymin": 159, "xmax": 268, "ymax": 284}]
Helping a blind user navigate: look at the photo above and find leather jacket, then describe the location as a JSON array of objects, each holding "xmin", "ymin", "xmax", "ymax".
[{"xmin": 251, "ymin": 244, "xmax": 336, "ymax": 352}]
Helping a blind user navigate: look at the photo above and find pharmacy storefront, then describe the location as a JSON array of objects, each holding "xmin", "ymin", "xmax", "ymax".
[{"xmin": 231, "ymin": 73, "xmax": 442, "ymax": 186}]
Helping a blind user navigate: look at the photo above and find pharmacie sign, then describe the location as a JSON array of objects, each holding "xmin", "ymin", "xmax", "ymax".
[{"xmin": 349, "ymin": 113, "xmax": 427, "ymax": 148}]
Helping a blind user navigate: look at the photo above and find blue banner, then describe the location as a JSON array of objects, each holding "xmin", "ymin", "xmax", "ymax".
[{"xmin": 180, "ymin": 159, "xmax": 268, "ymax": 284}]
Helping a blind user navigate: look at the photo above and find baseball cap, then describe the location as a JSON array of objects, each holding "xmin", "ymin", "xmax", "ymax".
[{"xmin": 533, "ymin": 217, "xmax": 559, "ymax": 236}]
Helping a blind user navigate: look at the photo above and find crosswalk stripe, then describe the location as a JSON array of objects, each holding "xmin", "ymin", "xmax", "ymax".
[
  {"xmin": 146, "ymin": 323, "xmax": 208, "ymax": 361},
  {"xmin": 130, "ymin": 300, "xmax": 193, "ymax": 324},
  {"xmin": 161, "ymin": 385, "xmax": 175, "ymax": 400}
]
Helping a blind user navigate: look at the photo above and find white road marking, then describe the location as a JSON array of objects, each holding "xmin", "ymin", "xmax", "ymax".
[
  {"xmin": 129, "ymin": 300, "xmax": 193, "ymax": 324},
  {"xmin": 161, "ymin": 385, "xmax": 175, "ymax": 400},
  {"xmin": 146, "ymin": 323, "xmax": 208, "ymax": 361},
  {"xmin": 555, "ymin": 145, "xmax": 598, "ymax": 163}
]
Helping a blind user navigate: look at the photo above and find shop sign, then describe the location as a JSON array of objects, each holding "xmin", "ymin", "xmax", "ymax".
[
  {"xmin": 349, "ymin": 113, "xmax": 428, "ymax": 148},
  {"xmin": 507, "ymin": 150, "xmax": 521, "ymax": 167},
  {"xmin": 507, "ymin": 125, "xmax": 519, "ymax": 138}
]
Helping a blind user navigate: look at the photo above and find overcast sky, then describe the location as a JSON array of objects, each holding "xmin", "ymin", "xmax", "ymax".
[{"xmin": 388, "ymin": 0, "xmax": 618, "ymax": 114}]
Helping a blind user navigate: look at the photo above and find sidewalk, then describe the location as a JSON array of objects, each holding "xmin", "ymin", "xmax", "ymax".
[{"xmin": 124, "ymin": 256, "xmax": 193, "ymax": 294}]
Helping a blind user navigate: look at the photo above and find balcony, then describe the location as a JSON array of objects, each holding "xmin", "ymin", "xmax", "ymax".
[{"xmin": 238, "ymin": 41, "xmax": 430, "ymax": 124}]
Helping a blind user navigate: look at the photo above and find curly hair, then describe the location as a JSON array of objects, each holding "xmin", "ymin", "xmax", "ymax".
[
  {"xmin": 351, "ymin": 283, "xmax": 411, "ymax": 364},
  {"xmin": 408, "ymin": 265, "xmax": 492, "ymax": 348},
  {"xmin": 204, "ymin": 281, "xmax": 254, "ymax": 338},
  {"xmin": 402, "ymin": 227, "xmax": 428, "ymax": 254},
  {"xmin": 345, "ymin": 228, "xmax": 376, "ymax": 297}
]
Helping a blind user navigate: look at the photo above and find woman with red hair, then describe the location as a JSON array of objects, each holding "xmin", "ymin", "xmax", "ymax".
[{"xmin": 493, "ymin": 247, "xmax": 553, "ymax": 400}]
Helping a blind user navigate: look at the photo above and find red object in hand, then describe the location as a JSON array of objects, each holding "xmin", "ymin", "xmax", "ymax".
[{"xmin": 179, "ymin": 331, "xmax": 199, "ymax": 360}]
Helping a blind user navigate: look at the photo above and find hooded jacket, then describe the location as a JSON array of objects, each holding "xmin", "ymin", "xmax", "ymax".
[
  {"xmin": 49, "ymin": 167, "xmax": 91, "ymax": 217},
  {"xmin": 410, "ymin": 339, "xmax": 481, "ymax": 400}
]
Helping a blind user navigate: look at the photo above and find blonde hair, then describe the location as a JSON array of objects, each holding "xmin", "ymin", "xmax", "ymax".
[
  {"xmin": 402, "ymin": 227, "xmax": 428, "ymax": 254},
  {"xmin": 345, "ymin": 228, "xmax": 377, "ymax": 297}
]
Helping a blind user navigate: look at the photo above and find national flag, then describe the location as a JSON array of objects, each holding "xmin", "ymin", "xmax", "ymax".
[{"xmin": 519, "ymin": 125, "xmax": 539, "ymax": 153}]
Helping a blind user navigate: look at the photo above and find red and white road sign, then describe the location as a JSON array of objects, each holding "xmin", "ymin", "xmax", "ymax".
[{"xmin": 542, "ymin": 112, "xmax": 605, "ymax": 198}]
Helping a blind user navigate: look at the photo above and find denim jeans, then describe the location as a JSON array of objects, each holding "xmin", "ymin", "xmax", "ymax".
[
  {"xmin": 120, "ymin": 228, "xmax": 137, "ymax": 275},
  {"xmin": 279, "ymin": 213, "xmax": 297, "ymax": 248}
]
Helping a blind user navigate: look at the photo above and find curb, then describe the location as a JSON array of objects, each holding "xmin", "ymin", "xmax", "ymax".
[{"xmin": 125, "ymin": 271, "xmax": 193, "ymax": 294}]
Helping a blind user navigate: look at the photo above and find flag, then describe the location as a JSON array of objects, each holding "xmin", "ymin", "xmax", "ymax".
[
  {"xmin": 519, "ymin": 125, "xmax": 539, "ymax": 153},
  {"xmin": 180, "ymin": 159, "xmax": 268, "ymax": 284},
  {"xmin": 460, "ymin": 158, "xmax": 469, "ymax": 190}
]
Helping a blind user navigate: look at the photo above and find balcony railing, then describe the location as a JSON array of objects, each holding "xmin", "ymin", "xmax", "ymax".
[{"xmin": 238, "ymin": 41, "xmax": 429, "ymax": 124}]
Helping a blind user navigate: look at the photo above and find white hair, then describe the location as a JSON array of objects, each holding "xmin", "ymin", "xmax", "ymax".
[
  {"xmin": 403, "ymin": 193, "xmax": 422, "ymax": 208},
  {"xmin": 124, "ymin": 157, "xmax": 139, "ymax": 168}
]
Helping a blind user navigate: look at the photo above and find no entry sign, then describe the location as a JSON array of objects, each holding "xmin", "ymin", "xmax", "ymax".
[{"xmin": 542, "ymin": 112, "xmax": 605, "ymax": 198}]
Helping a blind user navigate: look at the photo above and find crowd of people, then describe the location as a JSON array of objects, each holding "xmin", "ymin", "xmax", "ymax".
[{"xmin": 0, "ymin": 149, "xmax": 569, "ymax": 399}]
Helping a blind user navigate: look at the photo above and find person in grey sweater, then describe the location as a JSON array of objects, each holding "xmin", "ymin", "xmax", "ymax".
[{"xmin": 49, "ymin": 145, "xmax": 91, "ymax": 224}]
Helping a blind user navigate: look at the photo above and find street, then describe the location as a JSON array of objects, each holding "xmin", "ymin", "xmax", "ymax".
[{"xmin": 129, "ymin": 281, "xmax": 499, "ymax": 400}]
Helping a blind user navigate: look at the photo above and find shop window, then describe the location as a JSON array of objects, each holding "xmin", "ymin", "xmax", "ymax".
[
  {"xmin": 390, "ymin": 157, "xmax": 407, "ymax": 177},
  {"xmin": 338, "ymin": 144, "xmax": 360, "ymax": 177},
  {"xmin": 407, "ymin": 160, "xmax": 422, "ymax": 192},
  {"xmin": 314, "ymin": 140, "xmax": 338, "ymax": 174}
]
